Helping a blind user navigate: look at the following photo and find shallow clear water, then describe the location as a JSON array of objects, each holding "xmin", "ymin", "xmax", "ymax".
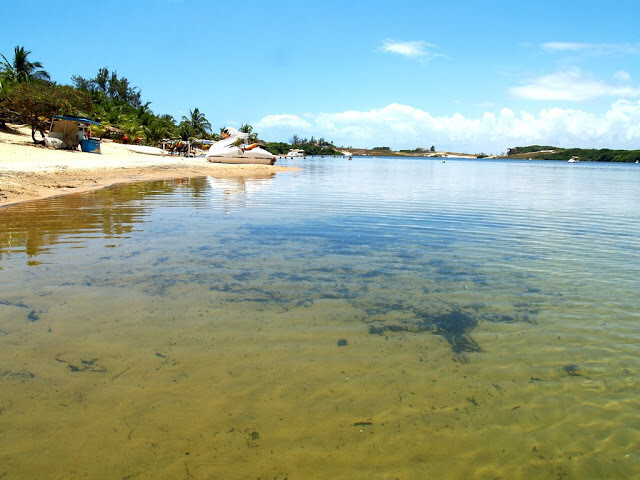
[{"xmin": 1, "ymin": 157, "xmax": 639, "ymax": 479}]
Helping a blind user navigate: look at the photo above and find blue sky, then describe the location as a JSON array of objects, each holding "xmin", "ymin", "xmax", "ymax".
[{"xmin": 3, "ymin": 0, "xmax": 640, "ymax": 152}]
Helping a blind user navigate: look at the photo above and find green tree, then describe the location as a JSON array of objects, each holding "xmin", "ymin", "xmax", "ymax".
[
  {"xmin": 72, "ymin": 67, "xmax": 177, "ymax": 142},
  {"xmin": 239, "ymin": 123, "xmax": 258, "ymax": 142},
  {"xmin": 264, "ymin": 142, "xmax": 290, "ymax": 155},
  {"xmin": 141, "ymin": 114, "xmax": 176, "ymax": 145},
  {"xmin": 135, "ymin": 102, "xmax": 154, "ymax": 126},
  {"xmin": 430, "ymin": 145, "xmax": 435, "ymax": 152},
  {"xmin": 157, "ymin": 114, "xmax": 178, "ymax": 138},
  {"xmin": 0, "ymin": 71, "xmax": 15, "ymax": 127},
  {"xmin": 0, "ymin": 46, "xmax": 50, "ymax": 84},
  {"xmin": 5, "ymin": 81, "xmax": 92, "ymax": 143},
  {"xmin": 209, "ymin": 126, "xmax": 227, "ymax": 141},
  {"xmin": 143, "ymin": 121, "xmax": 168, "ymax": 145},
  {"xmin": 72, "ymin": 67, "xmax": 141, "ymax": 107},
  {"xmin": 119, "ymin": 118, "xmax": 144, "ymax": 143},
  {"xmin": 182, "ymin": 108, "xmax": 211, "ymax": 138},
  {"xmin": 178, "ymin": 121, "xmax": 195, "ymax": 141},
  {"xmin": 95, "ymin": 67, "xmax": 110, "ymax": 93}
]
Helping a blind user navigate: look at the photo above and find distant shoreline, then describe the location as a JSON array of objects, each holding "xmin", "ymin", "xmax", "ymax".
[
  {"xmin": 339, "ymin": 147, "xmax": 473, "ymax": 158},
  {"xmin": 343, "ymin": 146, "xmax": 640, "ymax": 162}
]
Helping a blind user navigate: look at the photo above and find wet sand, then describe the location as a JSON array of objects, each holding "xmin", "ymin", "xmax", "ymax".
[{"xmin": 0, "ymin": 125, "xmax": 296, "ymax": 207}]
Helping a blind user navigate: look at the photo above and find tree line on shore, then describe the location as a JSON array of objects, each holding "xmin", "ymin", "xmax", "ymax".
[
  {"xmin": 0, "ymin": 45, "xmax": 256, "ymax": 147},
  {"xmin": 507, "ymin": 145, "xmax": 640, "ymax": 162},
  {"xmin": 0, "ymin": 45, "xmax": 342, "ymax": 156},
  {"xmin": 264, "ymin": 134, "xmax": 343, "ymax": 156}
]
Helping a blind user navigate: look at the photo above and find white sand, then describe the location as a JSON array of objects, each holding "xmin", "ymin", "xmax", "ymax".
[{"xmin": 0, "ymin": 125, "xmax": 296, "ymax": 206}]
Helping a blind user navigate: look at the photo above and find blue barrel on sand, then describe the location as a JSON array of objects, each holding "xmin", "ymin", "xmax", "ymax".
[{"xmin": 81, "ymin": 138, "xmax": 101, "ymax": 154}]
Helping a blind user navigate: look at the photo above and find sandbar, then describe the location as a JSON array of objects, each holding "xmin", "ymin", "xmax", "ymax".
[{"xmin": 0, "ymin": 125, "xmax": 296, "ymax": 207}]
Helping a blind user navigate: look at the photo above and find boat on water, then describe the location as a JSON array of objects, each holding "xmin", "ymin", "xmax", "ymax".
[
  {"xmin": 568, "ymin": 156, "xmax": 580, "ymax": 163},
  {"xmin": 206, "ymin": 127, "xmax": 276, "ymax": 165},
  {"xmin": 285, "ymin": 148, "xmax": 305, "ymax": 158}
]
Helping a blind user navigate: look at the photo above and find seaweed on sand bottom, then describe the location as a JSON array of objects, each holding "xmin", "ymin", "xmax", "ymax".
[
  {"xmin": 368, "ymin": 309, "xmax": 481, "ymax": 354},
  {"xmin": 423, "ymin": 310, "xmax": 480, "ymax": 353}
]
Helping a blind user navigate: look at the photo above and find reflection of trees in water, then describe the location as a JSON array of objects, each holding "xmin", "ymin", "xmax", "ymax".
[
  {"xmin": 0, "ymin": 175, "xmax": 277, "ymax": 263},
  {"xmin": 172, "ymin": 176, "xmax": 209, "ymax": 198},
  {"xmin": 0, "ymin": 179, "xmax": 186, "ymax": 261}
]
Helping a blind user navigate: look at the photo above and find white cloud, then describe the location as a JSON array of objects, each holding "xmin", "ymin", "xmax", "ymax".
[
  {"xmin": 510, "ymin": 68, "xmax": 640, "ymax": 101},
  {"xmin": 255, "ymin": 101, "xmax": 640, "ymax": 153},
  {"xmin": 541, "ymin": 42, "xmax": 585, "ymax": 52},
  {"xmin": 255, "ymin": 114, "xmax": 311, "ymax": 129},
  {"xmin": 381, "ymin": 40, "xmax": 438, "ymax": 59},
  {"xmin": 614, "ymin": 70, "xmax": 632, "ymax": 82},
  {"xmin": 541, "ymin": 42, "xmax": 640, "ymax": 55}
]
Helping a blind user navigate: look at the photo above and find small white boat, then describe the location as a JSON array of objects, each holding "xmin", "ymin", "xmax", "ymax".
[
  {"xmin": 206, "ymin": 127, "xmax": 276, "ymax": 165},
  {"xmin": 127, "ymin": 145, "xmax": 166, "ymax": 156},
  {"xmin": 285, "ymin": 149, "xmax": 305, "ymax": 158},
  {"xmin": 568, "ymin": 156, "xmax": 579, "ymax": 163}
]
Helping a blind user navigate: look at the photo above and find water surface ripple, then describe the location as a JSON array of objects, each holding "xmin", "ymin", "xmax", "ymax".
[{"xmin": 0, "ymin": 157, "xmax": 639, "ymax": 479}]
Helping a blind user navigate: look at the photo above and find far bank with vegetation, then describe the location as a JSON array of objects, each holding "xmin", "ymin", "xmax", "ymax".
[
  {"xmin": 506, "ymin": 146, "xmax": 640, "ymax": 162},
  {"xmin": 265, "ymin": 134, "xmax": 342, "ymax": 157}
]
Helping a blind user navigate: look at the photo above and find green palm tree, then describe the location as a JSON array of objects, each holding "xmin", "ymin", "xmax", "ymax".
[
  {"xmin": 143, "ymin": 120, "xmax": 170, "ymax": 145},
  {"xmin": 136, "ymin": 102, "xmax": 154, "ymax": 126},
  {"xmin": 178, "ymin": 121, "xmax": 195, "ymax": 141},
  {"xmin": 1, "ymin": 46, "xmax": 50, "ymax": 83},
  {"xmin": 182, "ymin": 107, "xmax": 211, "ymax": 138},
  {"xmin": 210, "ymin": 126, "xmax": 226, "ymax": 141},
  {"xmin": 240, "ymin": 123, "xmax": 258, "ymax": 143}
]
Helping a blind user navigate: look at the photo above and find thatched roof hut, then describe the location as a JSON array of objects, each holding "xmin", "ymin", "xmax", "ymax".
[{"xmin": 103, "ymin": 125, "xmax": 125, "ymax": 139}]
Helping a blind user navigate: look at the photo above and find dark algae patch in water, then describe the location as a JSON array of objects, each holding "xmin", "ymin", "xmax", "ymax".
[
  {"xmin": 364, "ymin": 296, "xmax": 542, "ymax": 357},
  {"xmin": 418, "ymin": 309, "xmax": 481, "ymax": 354},
  {"xmin": 1, "ymin": 370, "xmax": 36, "ymax": 380},
  {"xmin": 368, "ymin": 308, "xmax": 481, "ymax": 354},
  {"xmin": 563, "ymin": 364, "xmax": 582, "ymax": 376},
  {"xmin": 55, "ymin": 357, "xmax": 107, "ymax": 373}
]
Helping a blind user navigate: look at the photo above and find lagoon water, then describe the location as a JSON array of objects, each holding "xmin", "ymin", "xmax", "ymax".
[{"xmin": 1, "ymin": 156, "xmax": 639, "ymax": 479}]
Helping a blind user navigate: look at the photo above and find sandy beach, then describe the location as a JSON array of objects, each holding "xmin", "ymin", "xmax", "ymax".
[{"xmin": 0, "ymin": 125, "xmax": 296, "ymax": 207}]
